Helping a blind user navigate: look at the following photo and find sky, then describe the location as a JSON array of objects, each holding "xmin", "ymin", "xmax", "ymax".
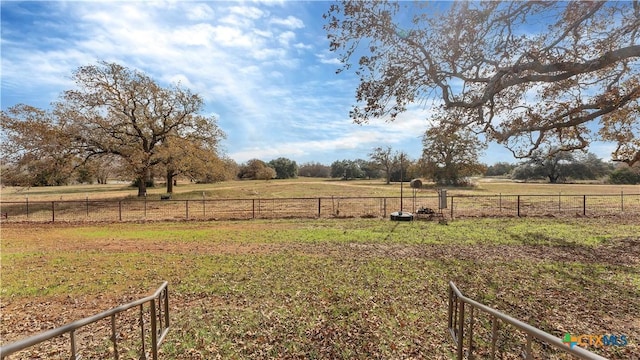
[{"xmin": 0, "ymin": 1, "xmax": 617, "ymax": 166}]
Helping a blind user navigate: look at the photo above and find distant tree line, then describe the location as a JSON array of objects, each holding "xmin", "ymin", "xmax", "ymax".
[{"xmin": 483, "ymin": 151, "xmax": 640, "ymax": 184}]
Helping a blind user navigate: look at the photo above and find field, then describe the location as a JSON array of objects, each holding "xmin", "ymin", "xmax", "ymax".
[
  {"xmin": 1, "ymin": 179, "xmax": 639, "ymax": 359},
  {"xmin": 2, "ymin": 177, "xmax": 639, "ymax": 202}
]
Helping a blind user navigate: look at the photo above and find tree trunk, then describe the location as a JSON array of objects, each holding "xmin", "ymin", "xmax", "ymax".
[
  {"xmin": 166, "ymin": 171, "xmax": 174, "ymax": 193},
  {"xmin": 137, "ymin": 177, "xmax": 147, "ymax": 197}
]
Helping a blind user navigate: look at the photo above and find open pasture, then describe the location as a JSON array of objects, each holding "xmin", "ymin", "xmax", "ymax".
[
  {"xmin": 1, "ymin": 217, "xmax": 638, "ymax": 359},
  {"xmin": 1, "ymin": 178, "xmax": 639, "ymax": 202}
]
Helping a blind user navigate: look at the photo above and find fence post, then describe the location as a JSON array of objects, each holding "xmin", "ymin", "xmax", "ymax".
[
  {"xmin": 119, "ymin": 201, "xmax": 122, "ymax": 221},
  {"xmin": 450, "ymin": 196, "xmax": 454, "ymax": 219},
  {"xmin": 26, "ymin": 196, "xmax": 29, "ymax": 219},
  {"xmin": 621, "ymin": 190, "xmax": 624, "ymax": 212},
  {"xmin": 383, "ymin": 198, "xmax": 387, "ymax": 218},
  {"xmin": 583, "ymin": 195, "xmax": 586, "ymax": 216},
  {"xmin": 51, "ymin": 201, "xmax": 55, "ymax": 222},
  {"xmin": 186, "ymin": 200, "xmax": 189, "ymax": 220},
  {"xmin": 499, "ymin": 193, "xmax": 502, "ymax": 212},
  {"xmin": 86, "ymin": 196, "xmax": 89, "ymax": 217},
  {"xmin": 252, "ymin": 199, "xmax": 255, "ymax": 219},
  {"xmin": 558, "ymin": 192, "xmax": 561, "ymax": 212},
  {"xmin": 318, "ymin": 198, "xmax": 321, "ymax": 218},
  {"xmin": 517, "ymin": 195, "xmax": 521, "ymax": 217}
]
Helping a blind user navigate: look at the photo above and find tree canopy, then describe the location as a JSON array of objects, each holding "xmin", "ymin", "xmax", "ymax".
[
  {"xmin": 325, "ymin": 1, "xmax": 640, "ymax": 165},
  {"xmin": 512, "ymin": 150, "xmax": 610, "ymax": 183},
  {"xmin": 268, "ymin": 157, "xmax": 299, "ymax": 179},
  {"xmin": 421, "ymin": 123, "xmax": 486, "ymax": 186},
  {"xmin": 5, "ymin": 61, "xmax": 225, "ymax": 195}
]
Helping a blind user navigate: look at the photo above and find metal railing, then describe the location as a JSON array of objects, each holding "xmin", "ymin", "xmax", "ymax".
[
  {"xmin": 447, "ymin": 281, "xmax": 607, "ymax": 360},
  {"xmin": 0, "ymin": 193, "xmax": 638, "ymax": 223},
  {"xmin": 0, "ymin": 282, "xmax": 169, "ymax": 360}
]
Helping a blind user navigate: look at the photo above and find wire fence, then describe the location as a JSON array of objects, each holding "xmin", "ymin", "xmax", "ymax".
[{"xmin": 1, "ymin": 193, "xmax": 639, "ymax": 223}]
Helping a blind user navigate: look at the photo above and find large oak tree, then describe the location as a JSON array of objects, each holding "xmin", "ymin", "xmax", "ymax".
[
  {"xmin": 421, "ymin": 123, "xmax": 487, "ymax": 186},
  {"xmin": 325, "ymin": 1, "xmax": 640, "ymax": 165},
  {"xmin": 60, "ymin": 61, "xmax": 224, "ymax": 196}
]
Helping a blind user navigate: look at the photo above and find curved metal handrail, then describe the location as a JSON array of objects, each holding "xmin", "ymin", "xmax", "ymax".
[
  {"xmin": 448, "ymin": 281, "xmax": 608, "ymax": 360},
  {"xmin": 1, "ymin": 282, "xmax": 169, "ymax": 359}
]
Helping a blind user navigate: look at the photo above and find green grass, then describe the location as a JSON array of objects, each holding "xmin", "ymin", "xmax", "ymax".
[{"xmin": 1, "ymin": 217, "xmax": 638, "ymax": 358}]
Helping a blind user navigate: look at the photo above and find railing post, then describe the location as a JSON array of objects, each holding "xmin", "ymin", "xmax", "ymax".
[
  {"xmin": 111, "ymin": 314, "xmax": 118, "ymax": 359},
  {"xmin": 457, "ymin": 300, "xmax": 464, "ymax": 360},
  {"xmin": 163, "ymin": 286, "xmax": 170, "ymax": 330},
  {"xmin": 525, "ymin": 334, "xmax": 533, "ymax": 359},
  {"xmin": 490, "ymin": 315, "xmax": 497, "ymax": 359},
  {"xmin": 70, "ymin": 329, "xmax": 77, "ymax": 359},
  {"xmin": 151, "ymin": 299, "xmax": 158, "ymax": 360},
  {"xmin": 468, "ymin": 306, "xmax": 474, "ymax": 359},
  {"xmin": 139, "ymin": 304, "xmax": 146, "ymax": 357}
]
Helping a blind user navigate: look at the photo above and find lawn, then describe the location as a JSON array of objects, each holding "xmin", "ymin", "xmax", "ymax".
[{"xmin": 1, "ymin": 217, "xmax": 638, "ymax": 359}]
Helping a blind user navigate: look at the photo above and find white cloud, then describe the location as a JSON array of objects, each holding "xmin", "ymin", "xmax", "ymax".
[
  {"xmin": 229, "ymin": 6, "xmax": 265, "ymax": 19},
  {"xmin": 294, "ymin": 42, "xmax": 313, "ymax": 50},
  {"xmin": 269, "ymin": 15, "xmax": 304, "ymax": 29},
  {"xmin": 315, "ymin": 51, "xmax": 342, "ymax": 65},
  {"xmin": 185, "ymin": 3, "xmax": 215, "ymax": 20},
  {"xmin": 278, "ymin": 31, "xmax": 296, "ymax": 47}
]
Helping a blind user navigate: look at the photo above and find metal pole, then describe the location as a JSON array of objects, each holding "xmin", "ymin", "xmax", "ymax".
[
  {"xmin": 51, "ymin": 201, "xmax": 55, "ymax": 222},
  {"xmin": 517, "ymin": 196, "xmax": 521, "ymax": 217},
  {"xmin": 318, "ymin": 198, "xmax": 321, "ymax": 218},
  {"xmin": 583, "ymin": 195, "xmax": 586, "ymax": 216},
  {"xmin": 186, "ymin": 200, "xmax": 189, "ymax": 220}
]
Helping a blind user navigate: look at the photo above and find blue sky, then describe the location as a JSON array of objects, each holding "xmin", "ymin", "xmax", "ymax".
[{"xmin": 0, "ymin": 1, "xmax": 616, "ymax": 166}]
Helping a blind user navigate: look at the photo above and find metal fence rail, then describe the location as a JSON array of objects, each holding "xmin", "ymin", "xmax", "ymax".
[
  {"xmin": 0, "ymin": 282, "xmax": 169, "ymax": 360},
  {"xmin": 1, "ymin": 193, "xmax": 638, "ymax": 223},
  {"xmin": 447, "ymin": 281, "xmax": 607, "ymax": 360}
]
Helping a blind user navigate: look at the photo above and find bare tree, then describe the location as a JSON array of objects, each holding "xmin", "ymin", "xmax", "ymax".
[
  {"xmin": 369, "ymin": 146, "xmax": 397, "ymax": 184},
  {"xmin": 325, "ymin": 1, "xmax": 640, "ymax": 164}
]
